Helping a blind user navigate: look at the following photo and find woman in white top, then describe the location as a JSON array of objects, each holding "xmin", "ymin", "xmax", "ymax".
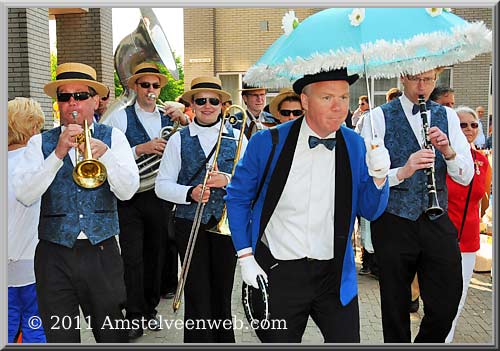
[{"xmin": 8, "ymin": 97, "xmax": 46, "ymax": 343}]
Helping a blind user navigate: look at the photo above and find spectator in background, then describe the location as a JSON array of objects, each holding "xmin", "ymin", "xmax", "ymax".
[
  {"xmin": 474, "ymin": 106, "xmax": 486, "ymax": 149},
  {"xmin": 386, "ymin": 87, "xmax": 402, "ymax": 102},
  {"xmin": 445, "ymin": 106, "xmax": 491, "ymax": 343},
  {"xmin": 352, "ymin": 95, "xmax": 370, "ymax": 127},
  {"xmin": 485, "ymin": 118, "xmax": 493, "ymax": 149},
  {"xmin": 222, "ymin": 100, "xmax": 233, "ymax": 114},
  {"xmin": 177, "ymin": 97, "xmax": 195, "ymax": 122},
  {"xmin": 8, "ymin": 97, "xmax": 47, "ymax": 343},
  {"xmin": 94, "ymin": 86, "xmax": 111, "ymax": 122},
  {"xmin": 269, "ymin": 88, "xmax": 304, "ymax": 123},
  {"xmin": 429, "ymin": 86, "xmax": 455, "ymax": 108}
]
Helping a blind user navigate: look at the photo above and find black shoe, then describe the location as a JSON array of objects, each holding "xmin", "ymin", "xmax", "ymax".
[
  {"xmin": 161, "ymin": 292, "xmax": 175, "ymax": 299},
  {"xmin": 128, "ymin": 326, "xmax": 143, "ymax": 340},
  {"xmin": 409, "ymin": 298, "xmax": 419, "ymax": 313},
  {"xmin": 146, "ymin": 315, "xmax": 162, "ymax": 331},
  {"xmin": 359, "ymin": 267, "xmax": 371, "ymax": 275}
]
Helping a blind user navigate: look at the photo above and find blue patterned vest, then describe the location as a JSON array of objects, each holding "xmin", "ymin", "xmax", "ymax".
[
  {"xmin": 124, "ymin": 105, "xmax": 174, "ymax": 147},
  {"xmin": 382, "ymin": 99, "xmax": 449, "ymax": 221},
  {"xmin": 38, "ymin": 124, "xmax": 119, "ymax": 248},
  {"xmin": 175, "ymin": 125, "xmax": 236, "ymax": 224}
]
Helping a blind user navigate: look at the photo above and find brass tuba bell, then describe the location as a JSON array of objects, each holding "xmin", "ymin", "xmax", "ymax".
[{"xmin": 72, "ymin": 112, "xmax": 107, "ymax": 189}]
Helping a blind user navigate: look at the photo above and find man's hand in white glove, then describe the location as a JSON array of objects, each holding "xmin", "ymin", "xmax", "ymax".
[
  {"xmin": 365, "ymin": 137, "xmax": 391, "ymax": 180},
  {"xmin": 238, "ymin": 255, "xmax": 268, "ymax": 289}
]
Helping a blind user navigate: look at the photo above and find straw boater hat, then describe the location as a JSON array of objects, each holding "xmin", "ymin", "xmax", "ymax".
[
  {"xmin": 269, "ymin": 88, "xmax": 301, "ymax": 118},
  {"xmin": 181, "ymin": 77, "xmax": 231, "ymax": 103},
  {"xmin": 44, "ymin": 62, "xmax": 109, "ymax": 98},
  {"xmin": 127, "ymin": 62, "xmax": 168, "ymax": 90},
  {"xmin": 239, "ymin": 82, "xmax": 267, "ymax": 93}
]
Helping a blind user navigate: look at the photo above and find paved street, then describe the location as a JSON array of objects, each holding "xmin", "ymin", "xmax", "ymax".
[{"xmin": 81, "ymin": 246, "xmax": 493, "ymax": 345}]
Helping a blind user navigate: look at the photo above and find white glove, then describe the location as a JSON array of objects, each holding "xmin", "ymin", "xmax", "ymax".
[
  {"xmin": 365, "ymin": 137, "xmax": 390, "ymax": 179},
  {"xmin": 238, "ymin": 255, "xmax": 268, "ymax": 289}
]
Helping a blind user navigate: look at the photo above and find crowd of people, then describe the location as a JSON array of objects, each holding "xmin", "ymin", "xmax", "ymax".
[{"xmin": 7, "ymin": 58, "xmax": 493, "ymax": 344}]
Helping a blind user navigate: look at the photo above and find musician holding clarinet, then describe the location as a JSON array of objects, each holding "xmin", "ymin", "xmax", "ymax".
[
  {"xmin": 103, "ymin": 62, "xmax": 188, "ymax": 340},
  {"xmin": 360, "ymin": 68, "xmax": 474, "ymax": 343}
]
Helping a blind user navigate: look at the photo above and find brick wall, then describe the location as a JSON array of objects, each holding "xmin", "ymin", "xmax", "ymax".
[
  {"xmin": 184, "ymin": 8, "xmax": 317, "ymax": 91},
  {"xmin": 56, "ymin": 8, "xmax": 114, "ymax": 99},
  {"xmin": 451, "ymin": 8, "xmax": 493, "ymax": 131},
  {"xmin": 8, "ymin": 8, "xmax": 52, "ymax": 127}
]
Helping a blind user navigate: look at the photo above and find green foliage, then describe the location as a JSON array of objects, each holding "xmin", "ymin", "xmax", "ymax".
[
  {"xmin": 50, "ymin": 52, "xmax": 57, "ymax": 81},
  {"xmin": 114, "ymin": 52, "xmax": 185, "ymax": 102}
]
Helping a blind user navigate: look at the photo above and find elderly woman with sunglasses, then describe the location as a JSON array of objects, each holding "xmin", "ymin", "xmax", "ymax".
[
  {"xmin": 155, "ymin": 77, "xmax": 247, "ymax": 343},
  {"xmin": 444, "ymin": 105, "xmax": 491, "ymax": 343}
]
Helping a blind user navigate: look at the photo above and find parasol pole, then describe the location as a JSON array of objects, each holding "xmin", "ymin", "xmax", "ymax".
[{"xmin": 362, "ymin": 54, "xmax": 377, "ymax": 141}]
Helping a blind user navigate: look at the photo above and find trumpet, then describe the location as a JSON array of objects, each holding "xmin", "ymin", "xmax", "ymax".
[
  {"xmin": 172, "ymin": 105, "xmax": 248, "ymax": 313},
  {"xmin": 71, "ymin": 111, "xmax": 107, "ymax": 189}
]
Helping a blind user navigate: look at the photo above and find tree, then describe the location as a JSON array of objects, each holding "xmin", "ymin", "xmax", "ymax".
[{"xmin": 114, "ymin": 52, "xmax": 185, "ymax": 102}]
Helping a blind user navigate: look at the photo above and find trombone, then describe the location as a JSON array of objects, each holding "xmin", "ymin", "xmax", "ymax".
[
  {"xmin": 172, "ymin": 105, "xmax": 248, "ymax": 313},
  {"xmin": 72, "ymin": 111, "xmax": 107, "ymax": 189}
]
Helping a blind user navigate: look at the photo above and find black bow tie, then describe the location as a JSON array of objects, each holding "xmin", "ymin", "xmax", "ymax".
[
  {"xmin": 412, "ymin": 101, "xmax": 432, "ymax": 115},
  {"xmin": 308, "ymin": 135, "xmax": 336, "ymax": 150}
]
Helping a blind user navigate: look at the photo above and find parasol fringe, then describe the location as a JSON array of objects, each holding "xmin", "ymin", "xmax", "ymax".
[{"xmin": 244, "ymin": 21, "xmax": 492, "ymax": 87}]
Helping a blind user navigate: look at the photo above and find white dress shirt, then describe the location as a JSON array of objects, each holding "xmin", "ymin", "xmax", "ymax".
[
  {"xmin": 12, "ymin": 124, "xmax": 140, "ymax": 239},
  {"xmin": 8, "ymin": 148, "xmax": 39, "ymax": 287},
  {"xmin": 155, "ymin": 120, "xmax": 247, "ymax": 204},
  {"xmin": 360, "ymin": 94, "xmax": 474, "ymax": 187},
  {"xmin": 102, "ymin": 101, "xmax": 164, "ymax": 159},
  {"xmin": 264, "ymin": 118, "xmax": 336, "ymax": 260}
]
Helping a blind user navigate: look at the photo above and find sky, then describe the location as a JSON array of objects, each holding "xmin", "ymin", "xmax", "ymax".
[{"xmin": 50, "ymin": 8, "xmax": 184, "ymax": 62}]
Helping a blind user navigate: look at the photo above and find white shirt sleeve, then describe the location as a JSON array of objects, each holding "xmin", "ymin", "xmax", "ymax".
[
  {"xmin": 99, "ymin": 128, "xmax": 140, "ymax": 200},
  {"xmin": 155, "ymin": 131, "xmax": 192, "ymax": 204},
  {"xmin": 443, "ymin": 107, "xmax": 474, "ymax": 186},
  {"xmin": 360, "ymin": 103, "xmax": 473, "ymax": 187},
  {"xmin": 12, "ymin": 128, "xmax": 140, "ymax": 206},
  {"xmin": 12, "ymin": 134, "xmax": 64, "ymax": 206}
]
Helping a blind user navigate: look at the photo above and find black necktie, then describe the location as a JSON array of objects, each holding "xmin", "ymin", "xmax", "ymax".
[
  {"xmin": 308, "ymin": 135, "xmax": 336, "ymax": 151},
  {"xmin": 412, "ymin": 101, "xmax": 432, "ymax": 115}
]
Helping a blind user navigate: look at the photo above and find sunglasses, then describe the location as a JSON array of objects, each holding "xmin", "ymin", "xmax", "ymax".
[
  {"xmin": 57, "ymin": 92, "xmax": 92, "ymax": 102},
  {"xmin": 137, "ymin": 82, "xmax": 161, "ymax": 89},
  {"xmin": 460, "ymin": 122, "xmax": 479, "ymax": 129},
  {"xmin": 194, "ymin": 97, "xmax": 221, "ymax": 106},
  {"xmin": 279, "ymin": 109, "xmax": 303, "ymax": 117}
]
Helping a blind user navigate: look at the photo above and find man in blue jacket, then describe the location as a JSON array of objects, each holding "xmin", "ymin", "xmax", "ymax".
[{"xmin": 225, "ymin": 68, "xmax": 390, "ymax": 343}]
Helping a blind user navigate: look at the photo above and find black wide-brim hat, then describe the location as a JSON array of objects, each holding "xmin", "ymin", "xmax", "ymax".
[{"xmin": 293, "ymin": 68, "xmax": 359, "ymax": 94}]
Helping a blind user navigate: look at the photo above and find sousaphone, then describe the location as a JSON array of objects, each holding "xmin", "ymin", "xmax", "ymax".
[{"xmin": 100, "ymin": 8, "xmax": 179, "ymax": 122}]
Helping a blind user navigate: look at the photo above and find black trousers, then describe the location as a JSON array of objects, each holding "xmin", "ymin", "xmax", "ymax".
[
  {"xmin": 160, "ymin": 207, "xmax": 178, "ymax": 296},
  {"xmin": 259, "ymin": 254, "xmax": 360, "ymax": 343},
  {"xmin": 118, "ymin": 190, "xmax": 173, "ymax": 319},
  {"xmin": 371, "ymin": 212, "xmax": 462, "ymax": 343},
  {"xmin": 34, "ymin": 238, "xmax": 127, "ymax": 343},
  {"xmin": 174, "ymin": 216, "xmax": 237, "ymax": 343}
]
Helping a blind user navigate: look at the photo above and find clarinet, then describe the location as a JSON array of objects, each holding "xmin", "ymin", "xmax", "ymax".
[{"xmin": 418, "ymin": 95, "xmax": 444, "ymax": 220}]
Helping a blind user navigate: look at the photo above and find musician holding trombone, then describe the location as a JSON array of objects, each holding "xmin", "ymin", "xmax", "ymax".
[
  {"xmin": 12, "ymin": 62, "xmax": 139, "ymax": 343},
  {"xmin": 155, "ymin": 77, "xmax": 247, "ymax": 343},
  {"xmin": 226, "ymin": 68, "xmax": 391, "ymax": 343},
  {"xmin": 360, "ymin": 68, "xmax": 474, "ymax": 343},
  {"xmin": 103, "ymin": 62, "xmax": 188, "ymax": 339}
]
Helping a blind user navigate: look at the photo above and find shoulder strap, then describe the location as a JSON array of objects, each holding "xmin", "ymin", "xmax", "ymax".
[
  {"xmin": 251, "ymin": 127, "xmax": 279, "ymax": 210},
  {"xmin": 458, "ymin": 151, "xmax": 476, "ymax": 242},
  {"xmin": 186, "ymin": 143, "xmax": 217, "ymax": 185}
]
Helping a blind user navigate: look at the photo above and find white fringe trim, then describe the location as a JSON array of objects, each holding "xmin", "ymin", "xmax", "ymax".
[{"xmin": 244, "ymin": 22, "xmax": 492, "ymax": 88}]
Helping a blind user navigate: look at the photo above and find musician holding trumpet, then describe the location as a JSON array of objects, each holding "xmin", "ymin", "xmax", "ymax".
[
  {"xmin": 103, "ymin": 62, "xmax": 188, "ymax": 339},
  {"xmin": 12, "ymin": 62, "xmax": 139, "ymax": 343},
  {"xmin": 360, "ymin": 68, "xmax": 474, "ymax": 343},
  {"xmin": 155, "ymin": 77, "xmax": 247, "ymax": 343}
]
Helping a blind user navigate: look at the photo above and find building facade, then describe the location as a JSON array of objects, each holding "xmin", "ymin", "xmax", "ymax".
[{"xmin": 183, "ymin": 7, "xmax": 493, "ymax": 129}]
